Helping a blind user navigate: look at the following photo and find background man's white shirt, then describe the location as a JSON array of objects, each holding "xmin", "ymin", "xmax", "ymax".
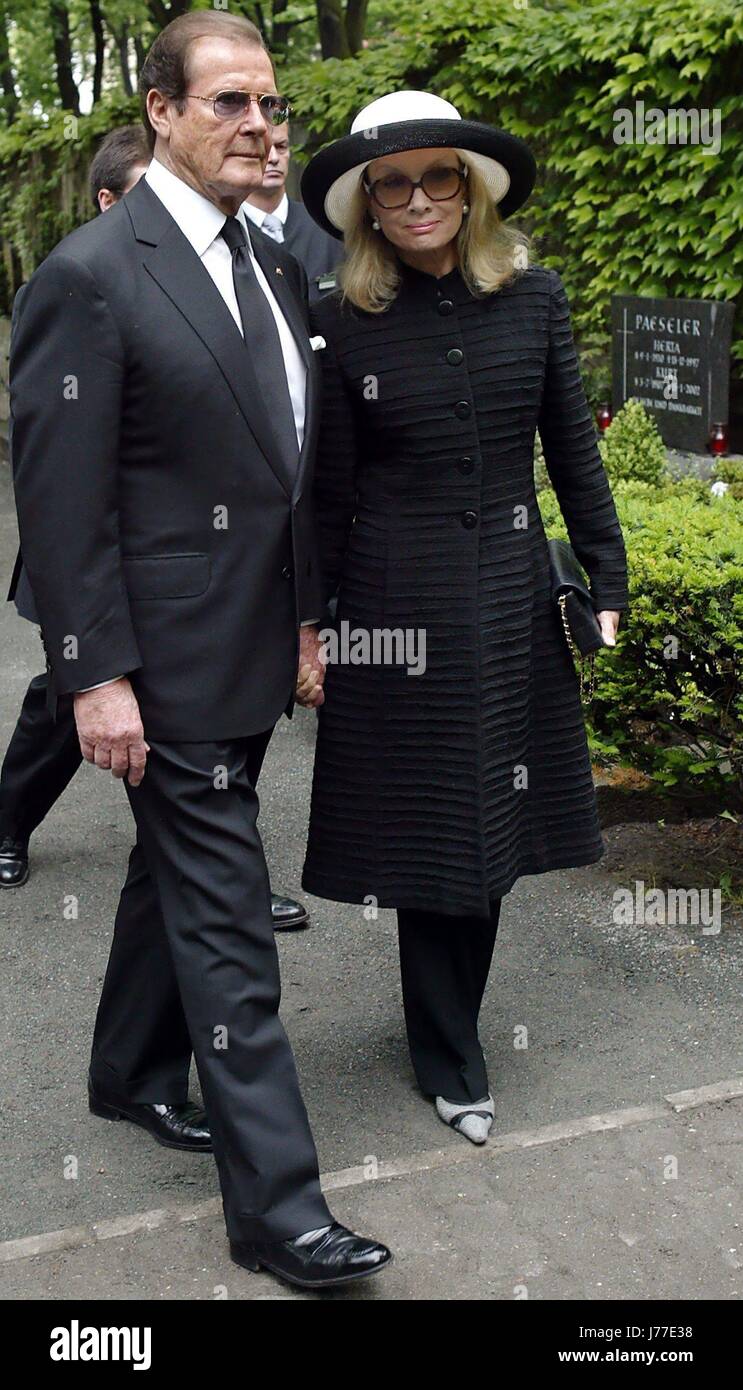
[{"xmin": 243, "ymin": 192, "xmax": 289, "ymax": 241}]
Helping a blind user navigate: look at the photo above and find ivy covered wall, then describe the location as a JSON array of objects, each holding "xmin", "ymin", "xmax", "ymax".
[{"xmin": 1, "ymin": 0, "xmax": 741, "ymax": 388}]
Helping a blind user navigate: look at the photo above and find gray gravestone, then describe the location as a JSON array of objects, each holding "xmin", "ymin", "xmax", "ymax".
[{"xmin": 611, "ymin": 294, "xmax": 735, "ymax": 452}]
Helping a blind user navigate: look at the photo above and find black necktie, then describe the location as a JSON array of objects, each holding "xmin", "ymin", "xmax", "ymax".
[{"xmin": 220, "ymin": 215, "xmax": 299, "ymax": 477}]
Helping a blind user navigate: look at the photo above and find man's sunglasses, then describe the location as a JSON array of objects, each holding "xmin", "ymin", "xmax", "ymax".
[
  {"xmin": 185, "ymin": 91, "xmax": 291, "ymax": 125},
  {"xmin": 364, "ymin": 165, "xmax": 467, "ymax": 209}
]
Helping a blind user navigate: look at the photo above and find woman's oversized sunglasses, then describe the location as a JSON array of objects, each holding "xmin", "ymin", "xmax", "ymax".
[
  {"xmin": 364, "ymin": 164, "xmax": 467, "ymax": 209},
  {"xmin": 185, "ymin": 91, "xmax": 291, "ymax": 125}
]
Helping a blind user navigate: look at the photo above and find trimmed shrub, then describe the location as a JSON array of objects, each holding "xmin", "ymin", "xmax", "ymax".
[
  {"xmin": 599, "ymin": 398, "xmax": 669, "ymax": 485},
  {"xmin": 538, "ymin": 476, "xmax": 743, "ymax": 804}
]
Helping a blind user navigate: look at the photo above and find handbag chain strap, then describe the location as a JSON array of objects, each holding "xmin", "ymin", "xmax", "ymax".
[{"xmin": 557, "ymin": 593, "xmax": 596, "ymax": 702}]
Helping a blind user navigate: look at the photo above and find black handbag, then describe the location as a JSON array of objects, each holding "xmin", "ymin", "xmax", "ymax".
[{"xmin": 548, "ymin": 538, "xmax": 607, "ymax": 701}]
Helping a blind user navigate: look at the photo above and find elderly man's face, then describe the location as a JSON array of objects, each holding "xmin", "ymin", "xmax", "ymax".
[
  {"xmin": 147, "ymin": 37, "xmax": 276, "ymax": 212},
  {"xmin": 365, "ymin": 147, "xmax": 466, "ymax": 258}
]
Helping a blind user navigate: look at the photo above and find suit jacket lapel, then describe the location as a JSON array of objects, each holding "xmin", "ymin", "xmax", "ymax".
[
  {"xmin": 249, "ymin": 225, "xmax": 312, "ymax": 373},
  {"xmin": 125, "ymin": 179, "xmax": 297, "ymax": 498}
]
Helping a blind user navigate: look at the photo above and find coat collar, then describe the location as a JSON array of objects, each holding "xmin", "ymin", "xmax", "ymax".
[
  {"xmin": 397, "ymin": 257, "xmax": 471, "ymax": 304},
  {"xmin": 123, "ymin": 175, "xmax": 318, "ymax": 501}
]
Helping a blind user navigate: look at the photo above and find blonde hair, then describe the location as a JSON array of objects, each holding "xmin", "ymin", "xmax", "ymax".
[{"xmin": 339, "ymin": 156, "xmax": 531, "ymax": 313}]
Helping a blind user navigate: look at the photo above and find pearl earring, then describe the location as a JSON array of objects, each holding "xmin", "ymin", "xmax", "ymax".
[
  {"xmin": 462, "ymin": 203, "xmax": 470, "ymax": 215},
  {"xmin": 372, "ymin": 217, "xmax": 380, "ymax": 230}
]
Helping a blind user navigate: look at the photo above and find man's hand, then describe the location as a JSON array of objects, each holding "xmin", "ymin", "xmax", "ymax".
[
  {"xmin": 296, "ymin": 626, "xmax": 326, "ymax": 709},
  {"xmin": 596, "ymin": 610, "xmax": 621, "ymax": 647},
  {"xmin": 73, "ymin": 677, "xmax": 150, "ymax": 785}
]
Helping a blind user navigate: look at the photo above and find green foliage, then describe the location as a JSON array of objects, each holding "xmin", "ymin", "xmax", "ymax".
[
  {"xmin": 598, "ymin": 397, "xmax": 669, "ymax": 485},
  {"xmin": 287, "ymin": 0, "xmax": 743, "ymax": 377},
  {"xmin": 538, "ymin": 475, "xmax": 743, "ymax": 804},
  {"xmin": 712, "ymin": 456, "xmax": 743, "ymax": 499},
  {"xmin": 0, "ymin": 95, "xmax": 140, "ymax": 300},
  {"xmin": 533, "ymin": 429, "xmax": 548, "ymax": 494}
]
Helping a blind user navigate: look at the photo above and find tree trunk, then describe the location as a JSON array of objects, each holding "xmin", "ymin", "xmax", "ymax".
[
  {"xmin": 253, "ymin": 2, "xmax": 268, "ymax": 44},
  {"xmin": 50, "ymin": 0, "xmax": 80, "ymax": 114},
  {"xmin": 112, "ymin": 23, "xmax": 134, "ymax": 97},
  {"xmin": 272, "ymin": 0, "xmax": 291, "ymax": 50},
  {"xmin": 0, "ymin": 4, "xmax": 19, "ymax": 124},
  {"xmin": 89, "ymin": 0, "xmax": 105, "ymax": 106},
  {"xmin": 315, "ymin": 0, "xmax": 350, "ymax": 60},
  {"xmin": 345, "ymin": 0, "xmax": 369, "ymax": 54},
  {"xmin": 147, "ymin": 0, "xmax": 192, "ymax": 28}
]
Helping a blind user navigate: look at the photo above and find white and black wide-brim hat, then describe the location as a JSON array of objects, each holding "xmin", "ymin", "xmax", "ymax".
[{"xmin": 301, "ymin": 90, "xmax": 537, "ymax": 240}]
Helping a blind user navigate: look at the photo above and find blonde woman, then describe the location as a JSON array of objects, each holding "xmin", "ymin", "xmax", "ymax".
[{"xmin": 298, "ymin": 93, "xmax": 629, "ymax": 1143}]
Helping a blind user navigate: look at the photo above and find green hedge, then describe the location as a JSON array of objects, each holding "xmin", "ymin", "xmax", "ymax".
[
  {"xmin": 537, "ymin": 471, "xmax": 742, "ymax": 805},
  {"xmin": 287, "ymin": 0, "xmax": 743, "ymax": 382},
  {"xmin": 2, "ymin": 0, "xmax": 741, "ymax": 388},
  {"xmin": 0, "ymin": 96, "xmax": 140, "ymax": 306}
]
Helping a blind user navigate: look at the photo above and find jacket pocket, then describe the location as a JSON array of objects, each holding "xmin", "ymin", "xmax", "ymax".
[{"xmin": 122, "ymin": 553, "xmax": 211, "ymax": 600}]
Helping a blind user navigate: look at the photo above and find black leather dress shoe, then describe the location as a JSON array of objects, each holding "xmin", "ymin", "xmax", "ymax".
[
  {"xmin": 88, "ymin": 1082, "xmax": 212, "ymax": 1152},
  {"xmin": 230, "ymin": 1221, "xmax": 392, "ymax": 1289},
  {"xmin": 0, "ymin": 837, "xmax": 29, "ymax": 888},
  {"xmin": 270, "ymin": 891, "xmax": 310, "ymax": 931}
]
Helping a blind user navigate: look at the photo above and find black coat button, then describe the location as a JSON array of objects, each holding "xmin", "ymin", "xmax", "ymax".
[
  {"xmin": 458, "ymin": 456, "xmax": 474, "ymax": 474},
  {"xmin": 461, "ymin": 510, "xmax": 478, "ymax": 529},
  {"xmin": 446, "ymin": 348, "xmax": 464, "ymax": 366},
  {"xmin": 281, "ymin": 565, "xmax": 293, "ymax": 580},
  {"xmin": 454, "ymin": 400, "xmax": 471, "ymax": 419},
  {"xmin": 438, "ymin": 299, "xmax": 454, "ymax": 316}
]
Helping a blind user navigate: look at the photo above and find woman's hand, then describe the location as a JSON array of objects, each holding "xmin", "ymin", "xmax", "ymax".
[
  {"xmin": 296, "ymin": 625, "xmax": 326, "ymax": 708},
  {"xmin": 596, "ymin": 610, "xmax": 621, "ymax": 647}
]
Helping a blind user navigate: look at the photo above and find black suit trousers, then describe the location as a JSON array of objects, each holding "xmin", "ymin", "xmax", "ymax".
[
  {"xmin": 0, "ymin": 671, "xmax": 81, "ymax": 841},
  {"xmin": 396, "ymin": 900, "xmax": 502, "ymax": 1103},
  {"xmin": 91, "ymin": 733, "xmax": 331, "ymax": 1243}
]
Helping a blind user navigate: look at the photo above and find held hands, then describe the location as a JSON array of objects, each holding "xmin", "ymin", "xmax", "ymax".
[
  {"xmin": 73, "ymin": 677, "xmax": 150, "ymax": 786},
  {"xmin": 71, "ymin": 614, "xmax": 619, "ymax": 760},
  {"xmin": 296, "ymin": 625, "xmax": 326, "ymax": 709},
  {"xmin": 596, "ymin": 610, "xmax": 621, "ymax": 647}
]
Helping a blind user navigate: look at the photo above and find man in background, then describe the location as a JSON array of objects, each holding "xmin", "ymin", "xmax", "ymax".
[
  {"xmin": 0, "ymin": 127, "xmax": 149, "ymax": 889},
  {"xmin": 243, "ymin": 121, "xmax": 340, "ymax": 301},
  {"xmin": 1, "ymin": 125, "xmax": 311, "ymax": 933}
]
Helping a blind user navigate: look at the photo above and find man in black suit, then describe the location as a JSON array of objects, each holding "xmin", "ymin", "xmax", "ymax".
[
  {"xmin": 1, "ymin": 128, "xmax": 311, "ymax": 933},
  {"xmin": 243, "ymin": 121, "xmax": 341, "ymax": 301},
  {"xmin": 9, "ymin": 11, "xmax": 389, "ymax": 1289}
]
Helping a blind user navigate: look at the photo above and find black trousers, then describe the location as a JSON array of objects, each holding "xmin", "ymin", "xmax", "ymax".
[
  {"xmin": 0, "ymin": 672, "xmax": 81, "ymax": 840},
  {"xmin": 90, "ymin": 734, "xmax": 331, "ymax": 1244},
  {"xmin": 397, "ymin": 899, "xmax": 502, "ymax": 1104}
]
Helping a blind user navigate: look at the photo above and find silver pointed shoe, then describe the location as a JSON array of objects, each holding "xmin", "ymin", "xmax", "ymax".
[{"xmin": 435, "ymin": 1093, "xmax": 494, "ymax": 1145}]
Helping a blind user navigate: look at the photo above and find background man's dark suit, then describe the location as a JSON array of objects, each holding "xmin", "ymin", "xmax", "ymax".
[
  {"xmin": 281, "ymin": 198, "xmax": 340, "ymax": 301},
  {"xmin": 9, "ymin": 175, "xmax": 332, "ymax": 1242},
  {"xmin": 0, "ymin": 286, "xmax": 84, "ymax": 853},
  {"xmin": 6, "ymin": 287, "xmax": 38, "ymax": 625}
]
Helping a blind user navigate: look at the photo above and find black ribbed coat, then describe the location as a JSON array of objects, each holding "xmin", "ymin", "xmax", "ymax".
[{"xmin": 301, "ymin": 262, "xmax": 629, "ymax": 917}]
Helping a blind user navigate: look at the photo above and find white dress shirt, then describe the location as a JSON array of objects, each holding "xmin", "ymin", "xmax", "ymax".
[
  {"xmin": 145, "ymin": 159, "xmax": 306, "ymax": 447},
  {"xmin": 243, "ymin": 192, "xmax": 289, "ymax": 239},
  {"xmin": 80, "ymin": 162, "xmax": 311, "ymax": 692}
]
